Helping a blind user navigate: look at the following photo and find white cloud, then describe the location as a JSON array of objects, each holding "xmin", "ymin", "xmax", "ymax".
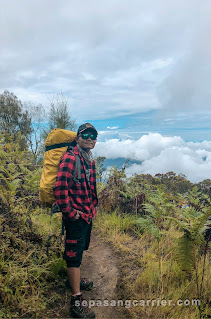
[
  {"xmin": 81, "ymin": 72, "xmax": 97, "ymax": 81},
  {"xmin": 0, "ymin": 0, "xmax": 210, "ymax": 118},
  {"xmin": 107, "ymin": 126, "xmax": 119, "ymax": 129},
  {"xmin": 94, "ymin": 133, "xmax": 184, "ymax": 160},
  {"xmin": 93, "ymin": 133, "xmax": 211, "ymax": 182}
]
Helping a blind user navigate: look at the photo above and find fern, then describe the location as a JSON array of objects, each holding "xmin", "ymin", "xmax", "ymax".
[
  {"xmin": 137, "ymin": 216, "xmax": 161, "ymax": 241},
  {"xmin": 176, "ymin": 232, "xmax": 194, "ymax": 271}
]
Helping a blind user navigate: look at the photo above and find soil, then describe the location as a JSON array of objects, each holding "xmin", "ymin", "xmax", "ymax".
[
  {"xmin": 81, "ymin": 232, "xmax": 121, "ymax": 319},
  {"xmin": 44, "ymin": 230, "xmax": 125, "ymax": 319}
]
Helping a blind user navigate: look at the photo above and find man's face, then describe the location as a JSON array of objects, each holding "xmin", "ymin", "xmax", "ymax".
[{"xmin": 75, "ymin": 129, "xmax": 97, "ymax": 152}]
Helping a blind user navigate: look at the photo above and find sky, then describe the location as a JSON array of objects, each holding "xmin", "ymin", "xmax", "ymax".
[{"xmin": 0, "ymin": 0, "xmax": 211, "ymax": 182}]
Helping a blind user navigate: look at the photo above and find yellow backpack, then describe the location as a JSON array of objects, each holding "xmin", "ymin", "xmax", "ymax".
[{"xmin": 39, "ymin": 128, "xmax": 77, "ymax": 207}]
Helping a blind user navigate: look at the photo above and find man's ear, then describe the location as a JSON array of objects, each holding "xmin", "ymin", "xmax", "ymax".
[{"xmin": 75, "ymin": 136, "xmax": 78, "ymax": 142}]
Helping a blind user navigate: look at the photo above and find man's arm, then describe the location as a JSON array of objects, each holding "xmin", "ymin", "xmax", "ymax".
[{"xmin": 53, "ymin": 152, "xmax": 78, "ymax": 220}]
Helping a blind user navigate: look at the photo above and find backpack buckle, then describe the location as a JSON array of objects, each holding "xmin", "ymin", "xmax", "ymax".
[{"xmin": 51, "ymin": 202, "xmax": 61, "ymax": 216}]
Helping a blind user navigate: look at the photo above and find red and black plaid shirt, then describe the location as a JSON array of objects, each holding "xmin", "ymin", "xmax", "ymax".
[{"xmin": 53, "ymin": 145, "xmax": 98, "ymax": 224}]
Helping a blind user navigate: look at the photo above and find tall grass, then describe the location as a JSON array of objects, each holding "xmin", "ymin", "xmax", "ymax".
[
  {"xmin": 94, "ymin": 209, "xmax": 211, "ymax": 319},
  {"xmin": 0, "ymin": 134, "xmax": 67, "ymax": 318}
]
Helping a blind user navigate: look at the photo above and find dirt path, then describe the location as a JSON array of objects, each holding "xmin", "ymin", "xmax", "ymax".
[
  {"xmin": 45, "ymin": 231, "xmax": 123, "ymax": 319},
  {"xmin": 81, "ymin": 231, "xmax": 120, "ymax": 319}
]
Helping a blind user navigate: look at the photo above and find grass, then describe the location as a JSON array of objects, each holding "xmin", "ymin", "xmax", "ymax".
[
  {"xmin": 30, "ymin": 207, "xmax": 62, "ymax": 236},
  {"xmin": 1, "ymin": 197, "xmax": 210, "ymax": 318},
  {"xmin": 94, "ymin": 210, "xmax": 211, "ymax": 319},
  {"xmin": 0, "ymin": 206, "xmax": 67, "ymax": 318}
]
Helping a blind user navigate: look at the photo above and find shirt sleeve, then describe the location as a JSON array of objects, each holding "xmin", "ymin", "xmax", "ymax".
[{"xmin": 53, "ymin": 152, "xmax": 77, "ymax": 219}]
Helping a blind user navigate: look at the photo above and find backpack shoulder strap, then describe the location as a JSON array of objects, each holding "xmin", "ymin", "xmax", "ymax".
[
  {"xmin": 67, "ymin": 146, "xmax": 81, "ymax": 184},
  {"xmin": 75, "ymin": 154, "xmax": 81, "ymax": 180}
]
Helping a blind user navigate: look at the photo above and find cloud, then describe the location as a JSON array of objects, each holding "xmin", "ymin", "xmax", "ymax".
[
  {"xmin": 158, "ymin": 2, "xmax": 211, "ymax": 112},
  {"xmin": 107, "ymin": 126, "xmax": 119, "ymax": 130},
  {"xmin": 94, "ymin": 133, "xmax": 184, "ymax": 159},
  {"xmin": 93, "ymin": 133, "xmax": 211, "ymax": 183},
  {"xmin": 0, "ymin": 0, "xmax": 210, "ymax": 119}
]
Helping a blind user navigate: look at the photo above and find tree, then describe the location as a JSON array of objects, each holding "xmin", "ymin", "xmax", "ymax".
[
  {"xmin": 95, "ymin": 156, "xmax": 106, "ymax": 182},
  {"xmin": 0, "ymin": 90, "xmax": 32, "ymax": 148},
  {"xmin": 197, "ymin": 179, "xmax": 211, "ymax": 198},
  {"xmin": 25, "ymin": 104, "xmax": 46, "ymax": 162},
  {"xmin": 155, "ymin": 172, "xmax": 193, "ymax": 194},
  {"xmin": 42, "ymin": 93, "xmax": 76, "ymax": 139}
]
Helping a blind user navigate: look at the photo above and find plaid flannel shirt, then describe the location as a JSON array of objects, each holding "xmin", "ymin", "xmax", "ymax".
[{"xmin": 53, "ymin": 145, "xmax": 98, "ymax": 224}]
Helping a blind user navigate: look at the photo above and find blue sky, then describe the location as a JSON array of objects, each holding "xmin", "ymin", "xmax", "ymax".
[
  {"xmin": 87, "ymin": 110, "xmax": 211, "ymax": 143},
  {"xmin": 0, "ymin": 0, "xmax": 211, "ymax": 182}
]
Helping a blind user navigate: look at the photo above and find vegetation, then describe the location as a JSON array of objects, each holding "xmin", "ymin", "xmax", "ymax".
[
  {"xmin": 95, "ymin": 156, "xmax": 106, "ymax": 182},
  {"xmin": 42, "ymin": 92, "xmax": 76, "ymax": 140},
  {"xmin": 0, "ymin": 132, "xmax": 210, "ymax": 318},
  {"xmin": 96, "ymin": 166, "xmax": 211, "ymax": 319},
  {"xmin": 0, "ymin": 90, "xmax": 32, "ymax": 150},
  {"xmin": 0, "ymin": 134, "xmax": 67, "ymax": 318},
  {"xmin": 25, "ymin": 104, "xmax": 47, "ymax": 163},
  {"xmin": 0, "ymin": 92, "xmax": 210, "ymax": 318},
  {"xmin": 0, "ymin": 90, "xmax": 76, "ymax": 162}
]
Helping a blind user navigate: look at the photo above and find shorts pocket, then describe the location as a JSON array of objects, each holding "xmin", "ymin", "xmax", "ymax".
[
  {"xmin": 64, "ymin": 236, "xmax": 84, "ymax": 262},
  {"xmin": 65, "ymin": 217, "xmax": 83, "ymax": 241}
]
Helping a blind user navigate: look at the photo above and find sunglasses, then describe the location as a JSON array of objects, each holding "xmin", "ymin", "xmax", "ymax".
[{"xmin": 79, "ymin": 133, "xmax": 97, "ymax": 140}]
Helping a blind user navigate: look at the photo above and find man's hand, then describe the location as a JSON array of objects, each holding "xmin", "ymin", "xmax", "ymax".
[{"xmin": 73, "ymin": 210, "xmax": 83, "ymax": 220}]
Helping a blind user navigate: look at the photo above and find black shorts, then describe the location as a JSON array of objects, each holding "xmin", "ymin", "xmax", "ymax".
[{"xmin": 63, "ymin": 217, "xmax": 92, "ymax": 268}]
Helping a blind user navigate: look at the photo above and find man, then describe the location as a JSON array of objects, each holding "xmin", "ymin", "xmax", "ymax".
[{"xmin": 53, "ymin": 123, "xmax": 98, "ymax": 318}]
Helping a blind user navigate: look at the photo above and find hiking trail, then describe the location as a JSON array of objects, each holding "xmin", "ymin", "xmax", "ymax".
[{"xmin": 45, "ymin": 231, "xmax": 123, "ymax": 319}]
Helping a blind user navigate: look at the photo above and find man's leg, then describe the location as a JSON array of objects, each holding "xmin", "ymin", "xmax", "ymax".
[
  {"xmin": 66, "ymin": 220, "xmax": 92, "ymax": 293},
  {"xmin": 65, "ymin": 220, "xmax": 95, "ymax": 317},
  {"xmin": 64, "ymin": 218, "xmax": 83, "ymax": 294},
  {"xmin": 67, "ymin": 266, "xmax": 81, "ymax": 295}
]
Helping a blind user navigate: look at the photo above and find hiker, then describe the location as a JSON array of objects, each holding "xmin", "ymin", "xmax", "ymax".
[{"xmin": 53, "ymin": 123, "xmax": 98, "ymax": 318}]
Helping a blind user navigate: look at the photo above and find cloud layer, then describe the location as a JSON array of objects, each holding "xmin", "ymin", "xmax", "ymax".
[
  {"xmin": 93, "ymin": 133, "xmax": 211, "ymax": 183},
  {"xmin": 0, "ymin": 0, "xmax": 211, "ymax": 119}
]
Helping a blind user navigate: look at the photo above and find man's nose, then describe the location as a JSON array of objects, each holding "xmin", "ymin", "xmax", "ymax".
[{"xmin": 87, "ymin": 136, "xmax": 92, "ymax": 140}]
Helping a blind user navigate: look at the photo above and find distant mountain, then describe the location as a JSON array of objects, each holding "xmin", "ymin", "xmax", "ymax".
[{"xmin": 104, "ymin": 158, "xmax": 142, "ymax": 169}]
